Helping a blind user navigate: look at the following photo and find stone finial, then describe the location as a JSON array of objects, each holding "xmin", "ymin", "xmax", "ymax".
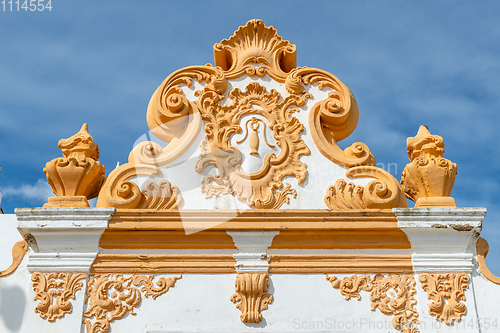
[
  {"xmin": 43, "ymin": 123, "xmax": 106, "ymax": 207},
  {"xmin": 401, "ymin": 125, "xmax": 457, "ymax": 207}
]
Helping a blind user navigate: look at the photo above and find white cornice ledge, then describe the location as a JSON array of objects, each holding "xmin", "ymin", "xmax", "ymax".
[
  {"xmin": 15, "ymin": 207, "xmax": 115, "ymax": 273},
  {"xmin": 227, "ymin": 231, "xmax": 279, "ymax": 273},
  {"xmin": 393, "ymin": 207, "xmax": 486, "ymax": 273}
]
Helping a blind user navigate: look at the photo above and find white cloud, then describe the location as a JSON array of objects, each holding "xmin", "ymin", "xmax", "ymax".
[{"xmin": 0, "ymin": 179, "xmax": 54, "ymax": 205}]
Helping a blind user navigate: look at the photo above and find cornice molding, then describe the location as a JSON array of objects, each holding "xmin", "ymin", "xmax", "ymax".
[{"xmin": 16, "ymin": 207, "xmax": 115, "ymax": 272}]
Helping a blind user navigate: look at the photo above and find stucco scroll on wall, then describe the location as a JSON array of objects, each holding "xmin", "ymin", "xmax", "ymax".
[
  {"xmin": 326, "ymin": 274, "xmax": 420, "ymax": 333},
  {"xmin": 83, "ymin": 274, "xmax": 181, "ymax": 333}
]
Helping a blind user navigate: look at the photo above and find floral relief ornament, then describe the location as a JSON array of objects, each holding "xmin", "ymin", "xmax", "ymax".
[
  {"xmin": 326, "ymin": 274, "xmax": 419, "ymax": 333},
  {"xmin": 31, "ymin": 272, "xmax": 87, "ymax": 322},
  {"xmin": 83, "ymin": 273, "xmax": 181, "ymax": 333},
  {"xmin": 419, "ymin": 273, "xmax": 469, "ymax": 325},
  {"xmin": 195, "ymin": 82, "xmax": 311, "ymax": 209}
]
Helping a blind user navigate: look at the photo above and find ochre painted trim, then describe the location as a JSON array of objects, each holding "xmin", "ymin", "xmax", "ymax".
[
  {"xmin": 269, "ymin": 254, "xmax": 413, "ymax": 274},
  {"xmin": 270, "ymin": 230, "xmax": 410, "ymax": 249},
  {"xmin": 91, "ymin": 253, "xmax": 412, "ymax": 274},
  {"xmin": 100, "ymin": 230, "xmax": 237, "ymax": 250},
  {"xmin": 91, "ymin": 254, "xmax": 237, "ymax": 274},
  {"xmin": 101, "ymin": 210, "xmax": 409, "ymax": 250},
  {"xmin": 94, "ymin": 209, "xmax": 411, "ymax": 274},
  {"xmin": 108, "ymin": 209, "xmax": 401, "ymax": 230},
  {"xmin": 476, "ymin": 237, "xmax": 500, "ymax": 284}
]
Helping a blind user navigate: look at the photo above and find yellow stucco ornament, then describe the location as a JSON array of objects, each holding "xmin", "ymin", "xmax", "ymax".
[
  {"xmin": 43, "ymin": 123, "xmax": 105, "ymax": 207},
  {"xmin": 401, "ymin": 125, "xmax": 457, "ymax": 207}
]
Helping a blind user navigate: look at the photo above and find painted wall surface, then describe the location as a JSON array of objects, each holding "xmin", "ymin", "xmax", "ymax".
[{"xmin": 2, "ymin": 210, "xmax": 500, "ymax": 333}]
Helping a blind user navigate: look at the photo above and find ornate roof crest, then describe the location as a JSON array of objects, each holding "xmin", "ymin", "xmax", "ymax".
[{"xmin": 214, "ymin": 19, "xmax": 296, "ymax": 79}]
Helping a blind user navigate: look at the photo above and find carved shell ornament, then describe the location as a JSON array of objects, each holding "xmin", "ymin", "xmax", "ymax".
[{"xmin": 94, "ymin": 19, "xmax": 406, "ymax": 210}]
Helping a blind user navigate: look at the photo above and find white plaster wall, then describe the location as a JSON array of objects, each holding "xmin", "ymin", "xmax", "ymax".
[
  {"xmin": 1, "ymin": 211, "xmax": 489, "ymax": 333},
  {"xmin": 131, "ymin": 73, "xmax": 373, "ymax": 211},
  {"xmin": 0, "ymin": 214, "xmax": 28, "ymax": 333},
  {"xmin": 96, "ymin": 274, "xmax": 397, "ymax": 333},
  {"xmin": 74, "ymin": 273, "xmax": 481, "ymax": 333},
  {"xmin": 0, "ymin": 214, "xmax": 88, "ymax": 333},
  {"xmin": 471, "ymin": 269, "xmax": 500, "ymax": 332}
]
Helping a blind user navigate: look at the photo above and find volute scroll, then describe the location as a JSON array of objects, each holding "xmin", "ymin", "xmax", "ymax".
[{"xmin": 285, "ymin": 67, "xmax": 376, "ymax": 167}]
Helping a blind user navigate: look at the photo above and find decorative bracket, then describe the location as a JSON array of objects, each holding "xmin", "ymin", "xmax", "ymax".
[{"xmin": 230, "ymin": 272, "xmax": 273, "ymax": 323}]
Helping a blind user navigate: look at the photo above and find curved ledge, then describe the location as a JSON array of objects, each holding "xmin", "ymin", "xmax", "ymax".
[
  {"xmin": 476, "ymin": 237, "xmax": 500, "ymax": 284},
  {"xmin": 0, "ymin": 240, "xmax": 28, "ymax": 278}
]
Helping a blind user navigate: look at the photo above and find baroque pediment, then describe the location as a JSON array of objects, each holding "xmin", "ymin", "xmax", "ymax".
[{"xmin": 92, "ymin": 19, "xmax": 405, "ymax": 210}]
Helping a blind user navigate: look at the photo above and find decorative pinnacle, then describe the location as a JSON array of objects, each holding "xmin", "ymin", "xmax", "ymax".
[
  {"xmin": 58, "ymin": 123, "xmax": 100, "ymax": 160},
  {"xmin": 406, "ymin": 125, "xmax": 445, "ymax": 161}
]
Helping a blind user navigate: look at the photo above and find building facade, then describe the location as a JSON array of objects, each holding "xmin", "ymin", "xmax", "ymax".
[{"xmin": 0, "ymin": 20, "xmax": 497, "ymax": 333}]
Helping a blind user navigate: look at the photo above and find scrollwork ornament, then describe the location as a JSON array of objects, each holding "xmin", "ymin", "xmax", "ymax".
[
  {"xmin": 195, "ymin": 82, "xmax": 311, "ymax": 209},
  {"xmin": 418, "ymin": 273, "xmax": 469, "ymax": 326},
  {"xmin": 83, "ymin": 273, "xmax": 181, "ymax": 333},
  {"xmin": 0, "ymin": 240, "xmax": 28, "ymax": 278},
  {"xmin": 325, "ymin": 166, "xmax": 407, "ymax": 209},
  {"xmin": 326, "ymin": 274, "xmax": 419, "ymax": 333},
  {"xmin": 285, "ymin": 67, "xmax": 376, "ymax": 167},
  {"xmin": 31, "ymin": 272, "xmax": 87, "ymax": 322}
]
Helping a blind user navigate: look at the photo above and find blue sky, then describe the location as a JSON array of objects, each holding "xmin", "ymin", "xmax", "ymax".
[{"xmin": 1, "ymin": 1, "xmax": 500, "ymax": 272}]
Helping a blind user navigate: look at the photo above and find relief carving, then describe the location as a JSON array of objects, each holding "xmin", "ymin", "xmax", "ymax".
[
  {"xmin": 97, "ymin": 64, "xmax": 227, "ymax": 208},
  {"xmin": 214, "ymin": 19, "xmax": 296, "ymax": 82},
  {"xmin": 44, "ymin": 123, "xmax": 105, "ymax": 207},
  {"xmin": 83, "ymin": 273, "xmax": 181, "ymax": 333},
  {"xmin": 231, "ymin": 273, "xmax": 273, "ymax": 323},
  {"xmin": 326, "ymin": 274, "xmax": 419, "ymax": 333},
  {"xmin": 419, "ymin": 273, "xmax": 469, "ymax": 325},
  {"xmin": 31, "ymin": 272, "xmax": 87, "ymax": 322},
  {"xmin": 325, "ymin": 166, "xmax": 407, "ymax": 209},
  {"xmin": 401, "ymin": 125, "xmax": 457, "ymax": 207},
  {"xmin": 96, "ymin": 164, "xmax": 183, "ymax": 209},
  {"xmin": 96, "ymin": 20, "xmax": 406, "ymax": 209},
  {"xmin": 285, "ymin": 67, "xmax": 375, "ymax": 167},
  {"xmin": 195, "ymin": 82, "xmax": 311, "ymax": 209}
]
